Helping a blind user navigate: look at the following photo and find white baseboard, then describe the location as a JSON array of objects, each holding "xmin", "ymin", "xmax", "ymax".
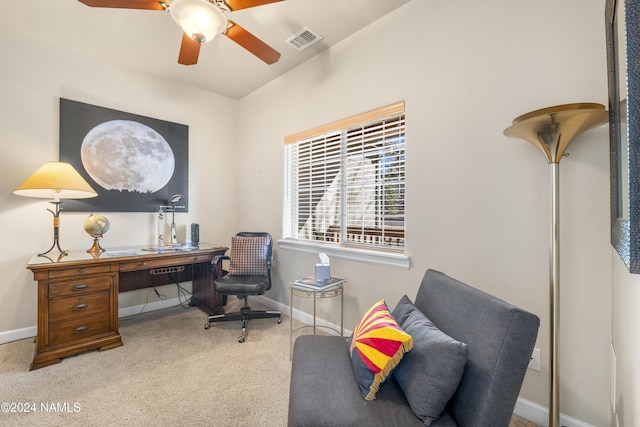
[
  {"xmin": 0, "ymin": 295, "xmax": 337, "ymax": 345},
  {"xmin": 513, "ymin": 397, "xmax": 595, "ymax": 427},
  {"xmin": 0, "ymin": 297, "xmax": 188, "ymax": 345},
  {"xmin": 0, "ymin": 326, "xmax": 37, "ymax": 345},
  {"xmin": 252, "ymin": 294, "xmax": 352, "ymax": 337}
]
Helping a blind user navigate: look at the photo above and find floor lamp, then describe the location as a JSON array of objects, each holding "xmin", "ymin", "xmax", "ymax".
[{"xmin": 504, "ymin": 103, "xmax": 608, "ymax": 427}]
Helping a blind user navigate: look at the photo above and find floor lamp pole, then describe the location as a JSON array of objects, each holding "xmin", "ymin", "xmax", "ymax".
[
  {"xmin": 549, "ymin": 162, "xmax": 560, "ymax": 426},
  {"xmin": 504, "ymin": 103, "xmax": 608, "ymax": 427}
]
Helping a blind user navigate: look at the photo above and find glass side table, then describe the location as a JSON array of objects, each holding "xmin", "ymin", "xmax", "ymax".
[{"xmin": 290, "ymin": 277, "xmax": 346, "ymax": 358}]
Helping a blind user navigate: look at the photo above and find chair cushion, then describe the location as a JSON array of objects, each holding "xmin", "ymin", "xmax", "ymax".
[
  {"xmin": 348, "ymin": 299, "xmax": 413, "ymax": 401},
  {"xmin": 228, "ymin": 235, "xmax": 270, "ymax": 276},
  {"xmin": 289, "ymin": 335, "xmax": 425, "ymax": 427},
  {"xmin": 392, "ymin": 295, "xmax": 468, "ymax": 426},
  {"xmin": 214, "ymin": 275, "xmax": 268, "ymax": 296}
]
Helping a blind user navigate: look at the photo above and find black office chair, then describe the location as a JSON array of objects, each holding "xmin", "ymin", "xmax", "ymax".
[{"xmin": 205, "ymin": 232, "xmax": 281, "ymax": 343}]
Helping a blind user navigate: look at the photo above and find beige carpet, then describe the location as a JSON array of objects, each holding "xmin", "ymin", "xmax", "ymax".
[{"xmin": 0, "ymin": 299, "xmax": 540, "ymax": 426}]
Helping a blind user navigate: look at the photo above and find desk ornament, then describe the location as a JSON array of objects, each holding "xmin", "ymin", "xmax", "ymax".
[{"xmin": 83, "ymin": 213, "xmax": 110, "ymax": 256}]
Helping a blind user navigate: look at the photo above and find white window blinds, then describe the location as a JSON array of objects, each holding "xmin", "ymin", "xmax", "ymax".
[{"xmin": 283, "ymin": 102, "xmax": 405, "ymax": 251}]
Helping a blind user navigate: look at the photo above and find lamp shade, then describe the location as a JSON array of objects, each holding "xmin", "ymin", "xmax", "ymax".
[
  {"xmin": 14, "ymin": 161, "xmax": 98, "ymax": 201},
  {"xmin": 503, "ymin": 103, "xmax": 608, "ymax": 164},
  {"xmin": 169, "ymin": 0, "xmax": 226, "ymax": 43}
]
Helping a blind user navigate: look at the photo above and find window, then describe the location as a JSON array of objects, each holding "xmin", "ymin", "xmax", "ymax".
[{"xmin": 283, "ymin": 102, "xmax": 405, "ymax": 253}]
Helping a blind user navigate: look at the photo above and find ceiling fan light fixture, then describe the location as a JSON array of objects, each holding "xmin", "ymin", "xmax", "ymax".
[{"xmin": 169, "ymin": 0, "xmax": 226, "ymax": 43}]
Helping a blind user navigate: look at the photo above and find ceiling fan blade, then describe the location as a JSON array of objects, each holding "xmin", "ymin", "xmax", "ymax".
[
  {"xmin": 78, "ymin": 0, "xmax": 165, "ymax": 10},
  {"xmin": 222, "ymin": 0, "xmax": 284, "ymax": 12},
  {"xmin": 178, "ymin": 33, "xmax": 201, "ymax": 65},
  {"xmin": 225, "ymin": 21, "xmax": 280, "ymax": 64}
]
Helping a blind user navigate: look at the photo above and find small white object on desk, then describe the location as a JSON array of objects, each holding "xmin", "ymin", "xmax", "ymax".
[{"xmin": 106, "ymin": 249, "xmax": 137, "ymax": 256}]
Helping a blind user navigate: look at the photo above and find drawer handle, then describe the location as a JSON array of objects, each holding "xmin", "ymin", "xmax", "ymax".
[
  {"xmin": 73, "ymin": 284, "xmax": 89, "ymax": 291},
  {"xmin": 73, "ymin": 303, "xmax": 89, "ymax": 311},
  {"xmin": 77, "ymin": 268, "xmax": 86, "ymax": 274},
  {"xmin": 141, "ymin": 261, "xmax": 147, "ymax": 267},
  {"xmin": 73, "ymin": 325, "xmax": 89, "ymax": 334}
]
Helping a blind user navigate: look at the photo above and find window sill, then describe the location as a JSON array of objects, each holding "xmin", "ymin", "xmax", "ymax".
[{"xmin": 277, "ymin": 239, "xmax": 411, "ymax": 269}]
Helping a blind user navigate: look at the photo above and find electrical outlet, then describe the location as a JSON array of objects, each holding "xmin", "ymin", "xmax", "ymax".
[{"xmin": 528, "ymin": 348, "xmax": 541, "ymax": 371}]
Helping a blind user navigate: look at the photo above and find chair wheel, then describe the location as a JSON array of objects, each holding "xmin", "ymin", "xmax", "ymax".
[
  {"xmin": 204, "ymin": 323, "xmax": 210, "ymax": 330},
  {"xmin": 238, "ymin": 336, "xmax": 245, "ymax": 343},
  {"xmin": 277, "ymin": 318, "xmax": 282, "ymax": 324}
]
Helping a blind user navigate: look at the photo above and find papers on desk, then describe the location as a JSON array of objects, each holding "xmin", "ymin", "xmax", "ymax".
[
  {"xmin": 105, "ymin": 249, "xmax": 138, "ymax": 256},
  {"xmin": 174, "ymin": 244, "xmax": 198, "ymax": 251},
  {"xmin": 141, "ymin": 244, "xmax": 199, "ymax": 253},
  {"xmin": 292, "ymin": 276, "xmax": 345, "ymax": 291},
  {"xmin": 106, "ymin": 244, "xmax": 202, "ymax": 256}
]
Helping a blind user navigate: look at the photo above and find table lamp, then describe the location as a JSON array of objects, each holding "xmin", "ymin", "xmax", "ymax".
[
  {"xmin": 14, "ymin": 161, "xmax": 98, "ymax": 256},
  {"xmin": 164, "ymin": 194, "xmax": 185, "ymax": 245},
  {"xmin": 504, "ymin": 103, "xmax": 608, "ymax": 427}
]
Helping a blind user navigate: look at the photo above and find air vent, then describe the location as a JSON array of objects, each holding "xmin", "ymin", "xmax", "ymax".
[{"xmin": 285, "ymin": 27, "xmax": 323, "ymax": 51}]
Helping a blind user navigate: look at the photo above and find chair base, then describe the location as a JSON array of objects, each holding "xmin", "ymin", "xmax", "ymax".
[{"xmin": 205, "ymin": 297, "xmax": 281, "ymax": 343}]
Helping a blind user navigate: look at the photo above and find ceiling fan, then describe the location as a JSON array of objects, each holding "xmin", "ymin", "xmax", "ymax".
[{"xmin": 78, "ymin": 0, "xmax": 283, "ymax": 65}]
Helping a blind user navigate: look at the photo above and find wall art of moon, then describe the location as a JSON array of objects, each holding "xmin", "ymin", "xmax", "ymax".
[{"xmin": 81, "ymin": 120, "xmax": 175, "ymax": 193}]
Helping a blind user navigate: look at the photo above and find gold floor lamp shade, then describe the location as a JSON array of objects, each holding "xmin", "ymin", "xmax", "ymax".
[
  {"xmin": 504, "ymin": 103, "xmax": 608, "ymax": 427},
  {"xmin": 14, "ymin": 161, "xmax": 97, "ymax": 257}
]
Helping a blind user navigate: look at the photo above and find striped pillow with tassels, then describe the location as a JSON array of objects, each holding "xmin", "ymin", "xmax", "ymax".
[{"xmin": 348, "ymin": 299, "xmax": 413, "ymax": 400}]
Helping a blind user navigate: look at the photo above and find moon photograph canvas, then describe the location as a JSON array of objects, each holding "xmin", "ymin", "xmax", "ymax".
[{"xmin": 59, "ymin": 98, "xmax": 188, "ymax": 212}]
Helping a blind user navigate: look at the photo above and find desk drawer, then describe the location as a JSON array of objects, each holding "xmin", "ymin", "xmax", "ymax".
[
  {"xmin": 48, "ymin": 276, "xmax": 113, "ymax": 299},
  {"xmin": 119, "ymin": 254, "xmax": 214, "ymax": 272},
  {"xmin": 48, "ymin": 292, "xmax": 110, "ymax": 322},
  {"xmin": 48, "ymin": 264, "xmax": 113, "ymax": 279},
  {"xmin": 48, "ymin": 313, "xmax": 110, "ymax": 345}
]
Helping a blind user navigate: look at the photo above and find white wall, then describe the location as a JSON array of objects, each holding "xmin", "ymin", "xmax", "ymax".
[
  {"xmin": 238, "ymin": 1, "xmax": 611, "ymax": 425},
  {"xmin": 0, "ymin": 27, "xmax": 238, "ymax": 337},
  {"xmin": 612, "ymin": 253, "xmax": 640, "ymax": 426}
]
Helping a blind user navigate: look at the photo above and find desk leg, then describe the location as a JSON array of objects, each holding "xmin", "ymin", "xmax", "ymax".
[{"xmin": 190, "ymin": 261, "xmax": 224, "ymax": 316}]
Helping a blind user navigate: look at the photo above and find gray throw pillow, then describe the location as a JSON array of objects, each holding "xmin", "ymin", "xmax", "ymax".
[{"xmin": 392, "ymin": 295, "xmax": 468, "ymax": 426}]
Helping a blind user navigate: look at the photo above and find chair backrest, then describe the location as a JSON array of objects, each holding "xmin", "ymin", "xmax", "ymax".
[
  {"xmin": 414, "ymin": 269, "xmax": 540, "ymax": 427},
  {"xmin": 228, "ymin": 232, "xmax": 273, "ymax": 289}
]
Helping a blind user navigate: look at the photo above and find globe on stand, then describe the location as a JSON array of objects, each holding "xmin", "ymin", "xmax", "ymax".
[{"xmin": 83, "ymin": 214, "xmax": 110, "ymax": 256}]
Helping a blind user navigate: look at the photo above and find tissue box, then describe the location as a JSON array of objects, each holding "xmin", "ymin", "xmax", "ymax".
[{"xmin": 315, "ymin": 264, "xmax": 331, "ymax": 282}]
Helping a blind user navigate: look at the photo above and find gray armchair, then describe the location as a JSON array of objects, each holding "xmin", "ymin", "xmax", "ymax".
[{"xmin": 288, "ymin": 269, "xmax": 540, "ymax": 426}]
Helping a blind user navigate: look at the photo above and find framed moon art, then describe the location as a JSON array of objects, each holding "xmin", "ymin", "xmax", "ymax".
[{"xmin": 59, "ymin": 98, "xmax": 188, "ymax": 212}]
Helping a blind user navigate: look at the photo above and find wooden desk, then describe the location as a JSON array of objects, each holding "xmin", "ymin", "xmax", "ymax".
[{"xmin": 26, "ymin": 244, "xmax": 227, "ymax": 370}]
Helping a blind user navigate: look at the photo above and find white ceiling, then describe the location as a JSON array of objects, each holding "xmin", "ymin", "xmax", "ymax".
[{"xmin": 5, "ymin": 0, "xmax": 411, "ymax": 99}]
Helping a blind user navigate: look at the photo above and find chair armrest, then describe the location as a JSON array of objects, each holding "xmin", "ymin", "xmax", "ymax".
[
  {"xmin": 212, "ymin": 255, "xmax": 230, "ymax": 279},
  {"xmin": 213, "ymin": 255, "xmax": 230, "ymax": 265}
]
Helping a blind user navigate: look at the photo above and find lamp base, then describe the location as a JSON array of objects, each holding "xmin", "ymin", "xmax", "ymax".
[
  {"xmin": 38, "ymin": 239, "xmax": 68, "ymax": 258},
  {"xmin": 87, "ymin": 238, "xmax": 105, "ymax": 257},
  {"xmin": 38, "ymin": 201, "xmax": 68, "ymax": 258}
]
